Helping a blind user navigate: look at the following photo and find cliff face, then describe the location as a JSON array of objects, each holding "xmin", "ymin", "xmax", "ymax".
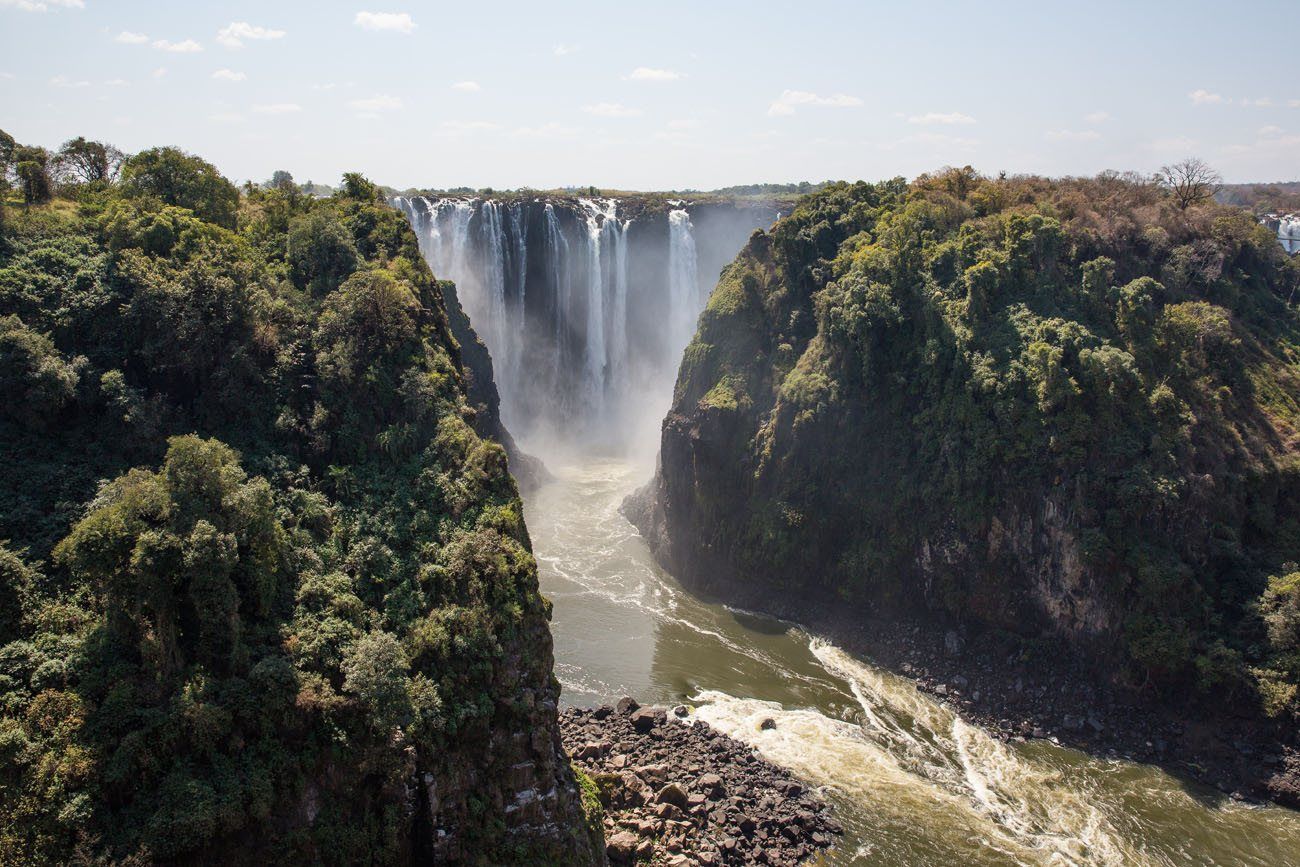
[
  {"xmin": 631, "ymin": 172, "xmax": 1300, "ymax": 719},
  {"xmin": 0, "ymin": 163, "xmax": 599, "ymax": 864}
]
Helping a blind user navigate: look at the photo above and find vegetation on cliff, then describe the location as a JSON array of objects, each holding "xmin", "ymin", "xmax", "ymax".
[
  {"xmin": 650, "ymin": 166, "xmax": 1300, "ymax": 725},
  {"xmin": 0, "ymin": 133, "xmax": 593, "ymax": 864}
]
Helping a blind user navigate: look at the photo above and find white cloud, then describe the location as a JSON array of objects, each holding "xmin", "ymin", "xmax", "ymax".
[
  {"xmin": 151, "ymin": 67, "xmax": 167, "ymax": 79},
  {"xmin": 1258, "ymin": 125, "xmax": 1284, "ymax": 136},
  {"xmin": 667, "ymin": 118, "xmax": 698, "ymax": 130},
  {"xmin": 153, "ymin": 38, "xmax": 203, "ymax": 53},
  {"xmin": 1241, "ymin": 96, "xmax": 1273, "ymax": 107},
  {"xmin": 1291, "ymin": 99, "xmax": 1300, "ymax": 109},
  {"xmin": 354, "ymin": 11, "xmax": 415, "ymax": 33},
  {"xmin": 216, "ymin": 21, "xmax": 286, "ymax": 49},
  {"xmin": 209, "ymin": 112, "xmax": 246, "ymax": 124},
  {"xmin": 49, "ymin": 74, "xmax": 90, "ymax": 88},
  {"xmin": 626, "ymin": 67, "xmax": 683, "ymax": 81},
  {"xmin": 115, "ymin": 30, "xmax": 149, "ymax": 44},
  {"xmin": 1188, "ymin": 89, "xmax": 1223, "ymax": 105},
  {"xmin": 1084, "ymin": 110, "xmax": 1110, "ymax": 124},
  {"xmin": 583, "ymin": 102, "xmax": 641, "ymax": 118},
  {"xmin": 0, "ymin": 0, "xmax": 83, "ymax": 11},
  {"xmin": 0, "ymin": 72, "xmax": 17, "ymax": 80},
  {"xmin": 253, "ymin": 102, "xmax": 302, "ymax": 114},
  {"xmin": 212, "ymin": 68, "xmax": 246, "ymax": 82},
  {"xmin": 768, "ymin": 89, "xmax": 863, "ymax": 116},
  {"xmin": 1045, "ymin": 129, "xmax": 1101, "ymax": 142},
  {"xmin": 103, "ymin": 78, "xmax": 129, "ymax": 87},
  {"xmin": 450, "ymin": 80, "xmax": 480, "ymax": 92},
  {"xmin": 553, "ymin": 43, "xmax": 578, "ymax": 56},
  {"xmin": 907, "ymin": 111, "xmax": 975, "ymax": 125},
  {"xmin": 350, "ymin": 93, "xmax": 402, "ymax": 112}
]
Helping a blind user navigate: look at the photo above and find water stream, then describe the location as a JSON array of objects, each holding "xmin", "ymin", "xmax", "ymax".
[{"xmin": 524, "ymin": 457, "xmax": 1300, "ymax": 866}]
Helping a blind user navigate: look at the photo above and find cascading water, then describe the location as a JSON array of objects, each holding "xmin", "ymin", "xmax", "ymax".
[
  {"xmin": 667, "ymin": 208, "xmax": 701, "ymax": 366},
  {"xmin": 394, "ymin": 194, "xmax": 777, "ymax": 454},
  {"xmin": 1280, "ymin": 216, "xmax": 1299, "ymax": 255}
]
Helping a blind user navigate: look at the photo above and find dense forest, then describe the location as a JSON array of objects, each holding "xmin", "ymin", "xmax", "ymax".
[
  {"xmin": 635, "ymin": 167, "xmax": 1300, "ymax": 727},
  {"xmin": 0, "ymin": 132, "xmax": 600, "ymax": 864}
]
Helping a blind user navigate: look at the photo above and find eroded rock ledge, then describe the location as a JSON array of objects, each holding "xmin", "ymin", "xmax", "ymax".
[{"xmin": 561, "ymin": 700, "xmax": 840, "ymax": 865}]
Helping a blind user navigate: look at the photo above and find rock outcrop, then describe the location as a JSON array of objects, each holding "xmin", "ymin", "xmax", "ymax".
[{"xmin": 561, "ymin": 702, "xmax": 839, "ymax": 865}]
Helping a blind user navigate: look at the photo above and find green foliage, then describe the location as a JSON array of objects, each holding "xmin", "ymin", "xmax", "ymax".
[
  {"xmin": 572, "ymin": 766, "xmax": 605, "ymax": 854},
  {"xmin": 287, "ymin": 209, "xmax": 358, "ymax": 296},
  {"xmin": 119, "ymin": 147, "xmax": 240, "ymax": 229},
  {"xmin": 13, "ymin": 145, "xmax": 52, "ymax": 205},
  {"xmin": 0, "ymin": 314, "xmax": 84, "ymax": 427},
  {"xmin": 0, "ymin": 154, "xmax": 581, "ymax": 863},
  {"xmin": 668, "ymin": 170, "xmax": 1300, "ymax": 717}
]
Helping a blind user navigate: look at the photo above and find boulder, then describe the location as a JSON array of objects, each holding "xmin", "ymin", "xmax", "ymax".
[
  {"xmin": 616, "ymin": 696, "xmax": 640, "ymax": 715},
  {"xmin": 656, "ymin": 782, "xmax": 691, "ymax": 810},
  {"xmin": 760, "ymin": 718, "xmax": 777, "ymax": 731},
  {"xmin": 698, "ymin": 772, "xmax": 724, "ymax": 796},
  {"xmin": 606, "ymin": 830, "xmax": 639, "ymax": 862},
  {"xmin": 631, "ymin": 707, "xmax": 662, "ymax": 733}
]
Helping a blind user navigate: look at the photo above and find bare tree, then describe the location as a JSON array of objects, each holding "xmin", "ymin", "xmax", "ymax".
[{"xmin": 1157, "ymin": 158, "xmax": 1222, "ymax": 210}]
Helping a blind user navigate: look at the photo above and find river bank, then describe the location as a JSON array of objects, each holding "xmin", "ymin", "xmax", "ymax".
[{"xmin": 560, "ymin": 701, "xmax": 840, "ymax": 865}]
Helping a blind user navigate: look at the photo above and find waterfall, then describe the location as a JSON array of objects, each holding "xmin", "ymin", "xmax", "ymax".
[
  {"xmin": 668, "ymin": 208, "xmax": 700, "ymax": 365},
  {"xmin": 544, "ymin": 203, "xmax": 569, "ymax": 388},
  {"xmin": 479, "ymin": 201, "xmax": 509, "ymax": 383},
  {"xmin": 393, "ymin": 194, "xmax": 775, "ymax": 454},
  {"xmin": 1281, "ymin": 216, "xmax": 1299, "ymax": 255}
]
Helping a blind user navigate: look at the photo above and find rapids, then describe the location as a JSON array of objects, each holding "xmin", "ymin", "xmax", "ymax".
[{"xmin": 524, "ymin": 457, "xmax": 1300, "ymax": 866}]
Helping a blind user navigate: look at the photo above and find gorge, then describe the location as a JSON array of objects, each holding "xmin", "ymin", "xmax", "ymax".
[{"xmin": 391, "ymin": 175, "xmax": 1300, "ymax": 865}]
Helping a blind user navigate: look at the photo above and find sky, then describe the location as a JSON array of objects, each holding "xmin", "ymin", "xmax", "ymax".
[{"xmin": 2, "ymin": 0, "xmax": 1297, "ymax": 191}]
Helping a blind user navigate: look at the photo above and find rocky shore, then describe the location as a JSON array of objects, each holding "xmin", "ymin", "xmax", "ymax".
[{"xmin": 560, "ymin": 699, "xmax": 840, "ymax": 865}]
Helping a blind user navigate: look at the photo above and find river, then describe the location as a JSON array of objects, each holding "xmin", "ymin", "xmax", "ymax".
[{"xmin": 522, "ymin": 456, "xmax": 1300, "ymax": 866}]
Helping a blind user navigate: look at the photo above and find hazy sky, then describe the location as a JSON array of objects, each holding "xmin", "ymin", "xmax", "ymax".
[{"xmin": 2, "ymin": 0, "xmax": 1297, "ymax": 190}]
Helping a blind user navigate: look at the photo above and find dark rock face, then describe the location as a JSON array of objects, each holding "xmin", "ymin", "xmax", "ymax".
[{"xmin": 561, "ymin": 704, "xmax": 839, "ymax": 865}]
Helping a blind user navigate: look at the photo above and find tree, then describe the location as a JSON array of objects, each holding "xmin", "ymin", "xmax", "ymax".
[
  {"xmin": 53, "ymin": 136, "xmax": 125, "ymax": 186},
  {"xmin": 53, "ymin": 435, "xmax": 287, "ymax": 678},
  {"xmin": 13, "ymin": 145, "xmax": 52, "ymax": 205},
  {"xmin": 287, "ymin": 209, "xmax": 358, "ymax": 296},
  {"xmin": 268, "ymin": 169, "xmax": 295, "ymax": 191},
  {"xmin": 1158, "ymin": 158, "xmax": 1221, "ymax": 210},
  {"xmin": 119, "ymin": 147, "xmax": 240, "ymax": 228},
  {"xmin": 0, "ymin": 128, "xmax": 14, "ymax": 172},
  {"xmin": 339, "ymin": 171, "xmax": 379, "ymax": 201},
  {"xmin": 0, "ymin": 128, "xmax": 13, "ymax": 225}
]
